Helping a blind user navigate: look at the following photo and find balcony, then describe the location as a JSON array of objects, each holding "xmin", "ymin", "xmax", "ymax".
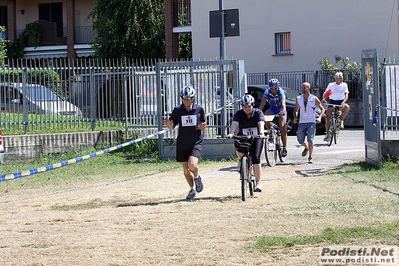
[{"xmin": 16, "ymin": 25, "xmax": 98, "ymax": 47}]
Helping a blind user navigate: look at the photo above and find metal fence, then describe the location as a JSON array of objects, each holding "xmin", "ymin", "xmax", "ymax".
[
  {"xmin": 247, "ymin": 70, "xmax": 361, "ymax": 100},
  {"xmin": 0, "ymin": 58, "xmax": 244, "ymax": 138},
  {"xmin": 381, "ymin": 63, "xmax": 399, "ymax": 140},
  {"xmin": 0, "ymin": 59, "xmax": 362, "ymax": 137}
]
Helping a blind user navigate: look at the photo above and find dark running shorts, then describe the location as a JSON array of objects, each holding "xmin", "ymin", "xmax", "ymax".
[
  {"xmin": 176, "ymin": 145, "xmax": 202, "ymax": 162},
  {"xmin": 328, "ymin": 99, "xmax": 343, "ymax": 106}
]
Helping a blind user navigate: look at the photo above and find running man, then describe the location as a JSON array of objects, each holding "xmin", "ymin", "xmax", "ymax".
[{"xmin": 163, "ymin": 85, "xmax": 207, "ymax": 200}]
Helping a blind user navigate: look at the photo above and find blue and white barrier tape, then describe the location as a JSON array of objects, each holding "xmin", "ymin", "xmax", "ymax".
[
  {"xmin": 0, "ymin": 129, "xmax": 171, "ymax": 182},
  {"xmin": 376, "ymin": 104, "xmax": 399, "ymax": 113},
  {"xmin": 0, "ymin": 97, "xmax": 241, "ymax": 182}
]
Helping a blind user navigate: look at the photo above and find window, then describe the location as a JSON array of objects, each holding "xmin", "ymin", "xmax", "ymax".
[
  {"xmin": 38, "ymin": 3, "xmax": 63, "ymax": 37},
  {"xmin": 0, "ymin": 6, "xmax": 7, "ymax": 27},
  {"xmin": 275, "ymin": 32, "xmax": 292, "ymax": 55}
]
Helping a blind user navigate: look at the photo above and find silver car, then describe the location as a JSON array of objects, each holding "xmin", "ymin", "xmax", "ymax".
[{"xmin": 0, "ymin": 83, "xmax": 82, "ymax": 116}]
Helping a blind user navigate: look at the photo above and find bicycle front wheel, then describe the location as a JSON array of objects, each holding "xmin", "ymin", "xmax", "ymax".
[
  {"xmin": 249, "ymin": 173, "xmax": 255, "ymax": 196},
  {"xmin": 264, "ymin": 132, "xmax": 276, "ymax": 167},
  {"xmin": 334, "ymin": 118, "xmax": 340, "ymax": 144},
  {"xmin": 328, "ymin": 118, "xmax": 335, "ymax": 146},
  {"xmin": 240, "ymin": 155, "xmax": 249, "ymax": 201}
]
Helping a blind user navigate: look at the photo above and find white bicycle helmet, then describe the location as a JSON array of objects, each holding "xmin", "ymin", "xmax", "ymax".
[
  {"xmin": 240, "ymin": 94, "xmax": 255, "ymax": 106},
  {"xmin": 180, "ymin": 85, "xmax": 195, "ymax": 99}
]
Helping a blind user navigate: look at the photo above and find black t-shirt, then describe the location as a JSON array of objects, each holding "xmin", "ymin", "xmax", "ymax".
[
  {"xmin": 232, "ymin": 108, "xmax": 264, "ymax": 135},
  {"xmin": 171, "ymin": 103, "xmax": 206, "ymax": 149}
]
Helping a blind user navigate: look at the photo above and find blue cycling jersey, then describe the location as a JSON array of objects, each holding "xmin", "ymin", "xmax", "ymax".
[{"xmin": 262, "ymin": 87, "xmax": 285, "ymax": 114}]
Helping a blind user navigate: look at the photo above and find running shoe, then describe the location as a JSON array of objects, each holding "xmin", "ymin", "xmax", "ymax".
[
  {"xmin": 194, "ymin": 176, "xmax": 203, "ymax": 193},
  {"xmin": 186, "ymin": 188, "xmax": 197, "ymax": 200},
  {"xmin": 308, "ymin": 156, "xmax": 313, "ymax": 163},
  {"xmin": 281, "ymin": 148, "xmax": 287, "ymax": 157},
  {"xmin": 302, "ymin": 148, "xmax": 309, "ymax": 157},
  {"xmin": 323, "ymin": 134, "xmax": 329, "ymax": 142},
  {"xmin": 255, "ymin": 182, "xmax": 262, "ymax": 192},
  {"xmin": 340, "ymin": 120, "xmax": 344, "ymax": 129}
]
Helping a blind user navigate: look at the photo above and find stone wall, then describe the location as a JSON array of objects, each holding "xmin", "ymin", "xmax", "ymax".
[{"xmin": 3, "ymin": 130, "xmax": 124, "ymax": 163}]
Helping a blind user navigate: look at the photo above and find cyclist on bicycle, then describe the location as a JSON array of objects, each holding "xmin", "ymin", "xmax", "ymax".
[
  {"xmin": 258, "ymin": 78, "xmax": 288, "ymax": 157},
  {"xmin": 227, "ymin": 95, "xmax": 265, "ymax": 192},
  {"xmin": 322, "ymin": 72, "xmax": 351, "ymax": 141}
]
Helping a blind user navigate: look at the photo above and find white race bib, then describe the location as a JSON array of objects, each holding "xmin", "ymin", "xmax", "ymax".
[
  {"xmin": 181, "ymin": 115, "xmax": 197, "ymax": 127},
  {"xmin": 242, "ymin": 127, "xmax": 258, "ymax": 135}
]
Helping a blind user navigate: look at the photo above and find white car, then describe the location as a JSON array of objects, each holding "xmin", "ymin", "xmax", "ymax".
[{"xmin": 0, "ymin": 83, "xmax": 82, "ymax": 116}]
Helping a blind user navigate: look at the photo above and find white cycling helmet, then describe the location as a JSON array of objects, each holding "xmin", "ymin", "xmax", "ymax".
[
  {"xmin": 240, "ymin": 94, "xmax": 255, "ymax": 106},
  {"xmin": 180, "ymin": 85, "xmax": 195, "ymax": 99}
]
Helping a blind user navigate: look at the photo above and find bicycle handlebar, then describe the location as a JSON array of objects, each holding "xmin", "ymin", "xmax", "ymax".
[{"xmin": 230, "ymin": 135, "xmax": 263, "ymax": 140}]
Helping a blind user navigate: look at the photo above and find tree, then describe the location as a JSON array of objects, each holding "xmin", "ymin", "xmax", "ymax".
[
  {"xmin": 178, "ymin": 33, "xmax": 192, "ymax": 59},
  {"xmin": 89, "ymin": 0, "xmax": 165, "ymax": 59},
  {"xmin": 0, "ymin": 26, "xmax": 9, "ymax": 65}
]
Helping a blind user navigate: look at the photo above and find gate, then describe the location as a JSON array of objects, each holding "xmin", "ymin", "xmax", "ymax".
[
  {"xmin": 154, "ymin": 60, "xmax": 246, "ymax": 159},
  {"xmin": 362, "ymin": 49, "xmax": 381, "ymax": 168},
  {"xmin": 364, "ymin": 49, "xmax": 399, "ymax": 168}
]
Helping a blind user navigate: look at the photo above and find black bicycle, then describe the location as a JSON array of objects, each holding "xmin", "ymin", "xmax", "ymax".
[
  {"xmin": 264, "ymin": 115, "xmax": 285, "ymax": 167},
  {"xmin": 232, "ymin": 135, "xmax": 257, "ymax": 201},
  {"xmin": 325, "ymin": 104, "xmax": 342, "ymax": 146}
]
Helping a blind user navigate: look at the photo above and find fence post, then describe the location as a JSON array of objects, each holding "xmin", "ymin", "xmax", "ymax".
[
  {"xmin": 22, "ymin": 68, "xmax": 28, "ymax": 134},
  {"xmin": 89, "ymin": 68, "xmax": 96, "ymax": 131}
]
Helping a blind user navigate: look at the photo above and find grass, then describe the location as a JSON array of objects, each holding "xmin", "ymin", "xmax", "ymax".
[
  {"xmin": 0, "ymin": 142, "xmax": 230, "ymax": 192},
  {"xmin": 330, "ymin": 161, "xmax": 399, "ymax": 193},
  {"xmin": 250, "ymin": 161, "xmax": 399, "ymax": 253},
  {"xmin": 0, "ymin": 141, "xmax": 180, "ymax": 192},
  {"xmin": 2, "ymin": 148, "xmax": 399, "ymax": 255},
  {"xmin": 253, "ymin": 222, "xmax": 399, "ymax": 253}
]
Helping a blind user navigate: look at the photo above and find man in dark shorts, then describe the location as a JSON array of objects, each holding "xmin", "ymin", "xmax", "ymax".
[
  {"xmin": 227, "ymin": 94, "xmax": 265, "ymax": 192},
  {"xmin": 163, "ymin": 85, "xmax": 207, "ymax": 200}
]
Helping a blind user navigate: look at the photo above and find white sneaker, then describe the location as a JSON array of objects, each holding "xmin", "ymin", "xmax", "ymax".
[{"xmin": 255, "ymin": 182, "xmax": 262, "ymax": 192}]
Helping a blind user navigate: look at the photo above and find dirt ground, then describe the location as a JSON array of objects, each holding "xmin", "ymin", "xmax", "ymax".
[{"xmin": 0, "ymin": 137, "xmax": 398, "ymax": 265}]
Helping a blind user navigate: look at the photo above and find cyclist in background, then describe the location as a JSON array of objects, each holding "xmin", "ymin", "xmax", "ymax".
[
  {"xmin": 322, "ymin": 72, "xmax": 351, "ymax": 141},
  {"xmin": 227, "ymin": 95, "xmax": 265, "ymax": 192},
  {"xmin": 163, "ymin": 85, "xmax": 207, "ymax": 200},
  {"xmin": 258, "ymin": 78, "xmax": 288, "ymax": 157}
]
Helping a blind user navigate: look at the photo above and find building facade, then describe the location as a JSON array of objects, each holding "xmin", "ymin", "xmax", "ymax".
[
  {"xmin": 182, "ymin": 0, "xmax": 399, "ymax": 73},
  {"xmin": 0, "ymin": 0, "xmax": 95, "ymax": 59}
]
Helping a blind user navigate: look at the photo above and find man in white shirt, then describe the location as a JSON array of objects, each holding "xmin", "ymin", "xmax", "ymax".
[
  {"xmin": 293, "ymin": 82, "xmax": 325, "ymax": 163},
  {"xmin": 321, "ymin": 72, "xmax": 351, "ymax": 141}
]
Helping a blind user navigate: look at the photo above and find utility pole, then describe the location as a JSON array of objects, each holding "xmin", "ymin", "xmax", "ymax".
[{"xmin": 219, "ymin": 0, "xmax": 226, "ymax": 60}]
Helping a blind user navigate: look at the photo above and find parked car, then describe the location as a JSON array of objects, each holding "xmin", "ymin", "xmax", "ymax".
[
  {"xmin": 0, "ymin": 83, "xmax": 82, "ymax": 116},
  {"xmin": 247, "ymin": 85, "xmax": 325, "ymax": 135}
]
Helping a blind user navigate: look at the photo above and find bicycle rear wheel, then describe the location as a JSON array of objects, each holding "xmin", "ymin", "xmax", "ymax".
[
  {"xmin": 277, "ymin": 136, "xmax": 286, "ymax": 162},
  {"xmin": 264, "ymin": 132, "xmax": 277, "ymax": 167},
  {"xmin": 240, "ymin": 155, "xmax": 249, "ymax": 201}
]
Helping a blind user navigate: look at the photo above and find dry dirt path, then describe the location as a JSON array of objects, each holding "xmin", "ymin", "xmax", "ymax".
[{"xmin": 2, "ymin": 129, "xmax": 396, "ymax": 266}]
